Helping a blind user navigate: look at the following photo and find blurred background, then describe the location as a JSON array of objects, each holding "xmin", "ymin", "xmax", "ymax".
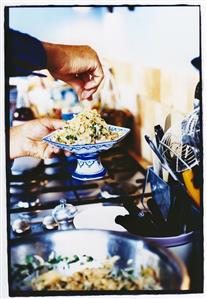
[{"xmin": 8, "ymin": 5, "xmax": 200, "ymax": 163}]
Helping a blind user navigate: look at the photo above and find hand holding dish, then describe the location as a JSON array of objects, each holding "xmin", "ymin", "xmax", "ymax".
[{"xmin": 43, "ymin": 109, "xmax": 130, "ymax": 180}]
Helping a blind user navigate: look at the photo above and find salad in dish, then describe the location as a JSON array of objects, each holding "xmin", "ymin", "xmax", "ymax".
[
  {"xmin": 52, "ymin": 109, "xmax": 120, "ymax": 145},
  {"xmin": 11, "ymin": 252, "xmax": 162, "ymax": 291}
]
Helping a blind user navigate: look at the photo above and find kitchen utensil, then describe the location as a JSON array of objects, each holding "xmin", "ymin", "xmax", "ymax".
[
  {"xmin": 148, "ymin": 167, "xmax": 171, "ymax": 221},
  {"xmin": 154, "ymin": 125, "xmax": 164, "ymax": 147},
  {"xmin": 43, "ymin": 125, "xmax": 130, "ymax": 181},
  {"xmin": 32, "ymin": 72, "xmax": 47, "ymax": 77},
  {"xmin": 144, "ymin": 135, "xmax": 184, "ymax": 186},
  {"xmin": 143, "ymin": 138, "xmax": 195, "ymax": 234},
  {"xmin": 121, "ymin": 196, "xmax": 145, "ymax": 218},
  {"xmin": 147, "ymin": 198, "xmax": 167, "ymax": 230},
  {"xmin": 145, "ymin": 136, "xmax": 201, "ymax": 213},
  {"xmin": 158, "ymin": 107, "xmax": 201, "ymax": 207},
  {"xmin": 159, "ymin": 108, "xmax": 200, "ymax": 173},
  {"xmin": 115, "ymin": 212, "xmax": 163, "ymax": 237},
  {"xmin": 139, "ymin": 166, "xmax": 192, "ymax": 236},
  {"xmin": 135, "ymin": 167, "xmax": 170, "ymax": 236},
  {"xmin": 154, "ymin": 125, "xmax": 164, "ymax": 178},
  {"xmin": 166, "ymin": 178, "xmax": 193, "ymax": 235},
  {"xmin": 116, "ymin": 195, "xmax": 166, "ymax": 237},
  {"xmin": 10, "ymin": 229, "xmax": 190, "ymax": 293},
  {"xmin": 145, "ymin": 135, "xmax": 187, "ymax": 206}
]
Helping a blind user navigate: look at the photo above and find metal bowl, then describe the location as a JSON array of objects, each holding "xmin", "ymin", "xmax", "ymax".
[{"xmin": 10, "ymin": 229, "xmax": 189, "ymax": 294}]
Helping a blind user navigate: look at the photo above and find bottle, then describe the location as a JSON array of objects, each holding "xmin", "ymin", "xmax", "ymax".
[{"xmin": 12, "ymin": 80, "xmax": 35, "ymax": 126}]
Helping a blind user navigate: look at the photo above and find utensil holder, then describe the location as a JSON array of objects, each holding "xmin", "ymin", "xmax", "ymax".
[{"xmin": 142, "ymin": 166, "xmax": 200, "ymax": 236}]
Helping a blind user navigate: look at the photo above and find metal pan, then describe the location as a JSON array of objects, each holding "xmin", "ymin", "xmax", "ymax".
[{"xmin": 10, "ymin": 229, "xmax": 189, "ymax": 294}]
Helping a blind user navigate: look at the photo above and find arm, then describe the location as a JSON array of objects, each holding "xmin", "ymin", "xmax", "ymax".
[
  {"xmin": 6, "ymin": 29, "xmax": 104, "ymax": 100},
  {"xmin": 42, "ymin": 42, "xmax": 104, "ymax": 101},
  {"xmin": 6, "ymin": 29, "xmax": 47, "ymax": 76}
]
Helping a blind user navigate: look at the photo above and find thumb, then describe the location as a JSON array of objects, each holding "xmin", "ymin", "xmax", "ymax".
[
  {"xmin": 62, "ymin": 74, "xmax": 84, "ymax": 101},
  {"xmin": 39, "ymin": 118, "xmax": 65, "ymax": 131},
  {"xmin": 49, "ymin": 119, "xmax": 65, "ymax": 130}
]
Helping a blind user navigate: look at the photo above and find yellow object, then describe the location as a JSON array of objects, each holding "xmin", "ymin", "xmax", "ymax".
[{"xmin": 182, "ymin": 169, "xmax": 200, "ymax": 207}]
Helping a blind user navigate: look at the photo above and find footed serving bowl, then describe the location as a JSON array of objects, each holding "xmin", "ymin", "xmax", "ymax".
[{"xmin": 43, "ymin": 125, "xmax": 130, "ymax": 181}]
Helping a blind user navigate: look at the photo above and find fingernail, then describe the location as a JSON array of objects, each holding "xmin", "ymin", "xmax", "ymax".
[
  {"xmin": 81, "ymin": 90, "xmax": 92, "ymax": 99},
  {"xmin": 54, "ymin": 148, "xmax": 59, "ymax": 154}
]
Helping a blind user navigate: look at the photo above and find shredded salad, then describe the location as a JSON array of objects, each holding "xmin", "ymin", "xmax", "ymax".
[
  {"xmin": 52, "ymin": 109, "xmax": 120, "ymax": 145},
  {"xmin": 12, "ymin": 252, "xmax": 162, "ymax": 291}
]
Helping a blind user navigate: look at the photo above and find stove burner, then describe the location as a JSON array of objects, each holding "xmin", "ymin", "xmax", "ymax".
[
  {"xmin": 100, "ymin": 182, "xmax": 139, "ymax": 199},
  {"xmin": 10, "ymin": 179, "xmax": 44, "ymax": 195}
]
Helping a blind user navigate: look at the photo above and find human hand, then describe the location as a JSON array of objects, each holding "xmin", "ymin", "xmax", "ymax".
[
  {"xmin": 42, "ymin": 42, "xmax": 104, "ymax": 101},
  {"xmin": 10, "ymin": 118, "xmax": 66, "ymax": 159}
]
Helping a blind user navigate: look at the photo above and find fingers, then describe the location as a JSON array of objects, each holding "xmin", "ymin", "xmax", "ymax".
[
  {"xmin": 45, "ymin": 43, "xmax": 104, "ymax": 101},
  {"xmin": 64, "ymin": 77, "xmax": 93, "ymax": 101},
  {"xmin": 36, "ymin": 117, "xmax": 65, "ymax": 141},
  {"xmin": 10, "ymin": 125, "xmax": 26, "ymax": 159},
  {"xmin": 39, "ymin": 118, "xmax": 65, "ymax": 131},
  {"xmin": 81, "ymin": 88, "xmax": 97, "ymax": 101},
  {"xmin": 42, "ymin": 144, "xmax": 71, "ymax": 160},
  {"xmin": 63, "ymin": 62, "xmax": 104, "ymax": 101},
  {"xmin": 42, "ymin": 144, "xmax": 61, "ymax": 159},
  {"xmin": 64, "ymin": 150, "xmax": 71, "ymax": 157},
  {"xmin": 79, "ymin": 71, "xmax": 102, "ymax": 100},
  {"xmin": 72, "ymin": 47, "xmax": 104, "ymax": 93},
  {"xmin": 49, "ymin": 119, "xmax": 65, "ymax": 130},
  {"xmin": 63, "ymin": 74, "xmax": 84, "ymax": 101},
  {"xmin": 84, "ymin": 63, "xmax": 104, "ymax": 91}
]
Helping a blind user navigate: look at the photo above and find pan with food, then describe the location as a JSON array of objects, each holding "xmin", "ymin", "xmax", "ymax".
[{"xmin": 10, "ymin": 229, "xmax": 189, "ymax": 294}]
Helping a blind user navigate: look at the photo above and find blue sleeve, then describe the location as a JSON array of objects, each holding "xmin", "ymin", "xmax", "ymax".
[{"xmin": 6, "ymin": 29, "xmax": 47, "ymax": 76}]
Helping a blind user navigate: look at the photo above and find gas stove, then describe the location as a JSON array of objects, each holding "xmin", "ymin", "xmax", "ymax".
[
  {"xmin": 8, "ymin": 146, "xmax": 203, "ymax": 292},
  {"xmin": 9, "ymin": 147, "xmax": 146, "ymax": 239}
]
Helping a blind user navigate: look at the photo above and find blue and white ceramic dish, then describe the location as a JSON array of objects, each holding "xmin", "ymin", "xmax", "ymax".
[{"xmin": 43, "ymin": 125, "xmax": 130, "ymax": 181}]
